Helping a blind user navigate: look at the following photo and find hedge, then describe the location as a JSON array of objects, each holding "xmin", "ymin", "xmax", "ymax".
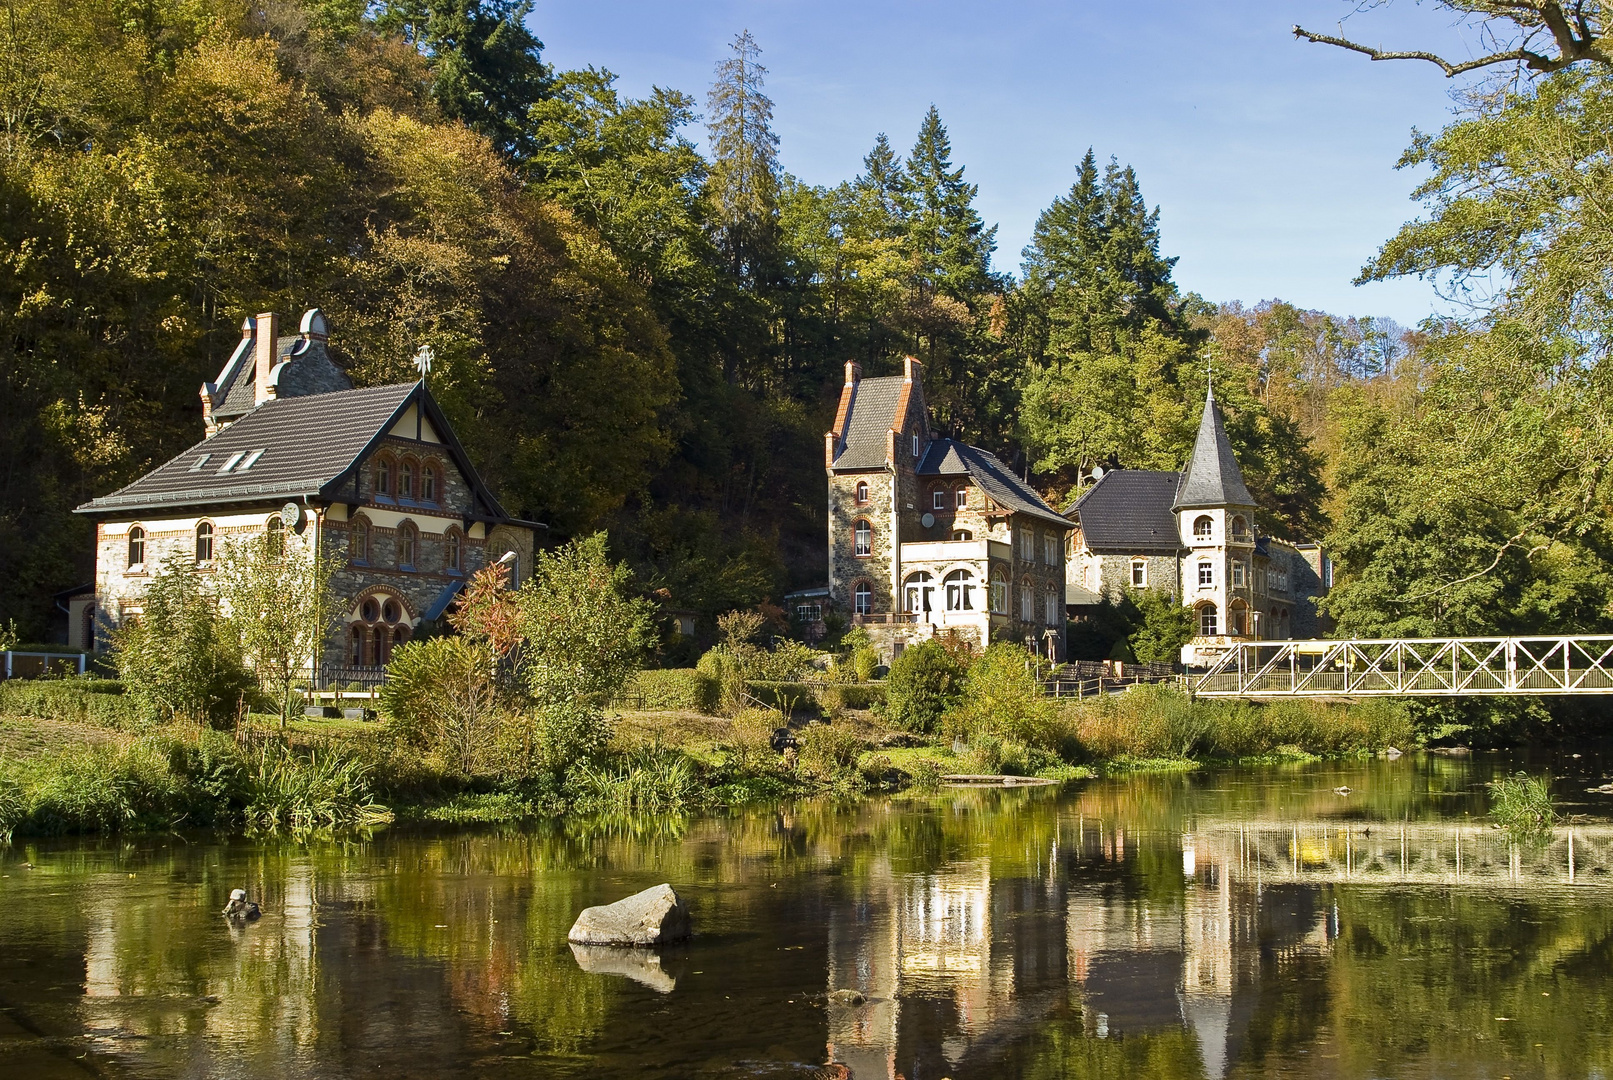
[
  {"xmin": 617, "ymin": 669, "xmax": 720, "ymax": 714},
  {"xmin": 748, "ymin": 680, "xmax": 886, "ymax": 712},
  {"xmin": 0, "ymin": 678, "xmax": 147, "ymax": 730}
]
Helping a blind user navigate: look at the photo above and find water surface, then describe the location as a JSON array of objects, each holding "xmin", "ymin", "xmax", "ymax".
[{"xmin": 4, "ymin": 754, "xmax": 1613, "ymax": 1079}]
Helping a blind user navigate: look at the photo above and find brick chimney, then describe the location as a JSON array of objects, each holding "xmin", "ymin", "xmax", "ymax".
[
  {"xmin": 253, "ymin": 311, "xmax": 278, "ymax": 407},
  {"xmin": 903, "ymin": 355, "xmax": 921, "ymax": 382},
  {"xmin": 844, "ymin": 360, "xmax": 861, "ymax": 387}
]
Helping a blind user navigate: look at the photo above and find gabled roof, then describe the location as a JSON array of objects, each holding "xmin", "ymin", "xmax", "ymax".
[
  {"xmin": 919, "ymin": 438, "xmax": 1069, "ymax": 528},
  {"xmin": 76, "ymin": 382, "xmax": 515, "ymax": 521},
  {"xmin": 1072, "ymin": 470, "xmax": 1182, "ymax": 550},
  {"xmin": 1174, "ymin": 386, "xmax": 1254, "ymax": 510},
  {"xmin": 830, "ymin": 375, "xmax": 907, "ymax": 469}
]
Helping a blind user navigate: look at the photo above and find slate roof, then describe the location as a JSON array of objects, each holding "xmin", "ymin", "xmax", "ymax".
[
  {"xmin": 918, "ymin": 438, "xmax": 1069, "ymax": 528},
  {"xmin": 830, "ymin": 375, "xmax": 907, "ymax": 469},
  {"xmin": 1066, "ymin": 582, "xmax": 1102, "ymax": 607},
  {"xmin": 1071, "ymin": 470, "xmax": 1183, "ymax": 551},
  {"xmin": 1174, "ymin": 387, "xmax": 1254, "ymax": 510},
  {"xmin": 211, "ymin": 336, "xmax": 353, "ymax": 421},
  {"xmin": 76, "ymin": 383, "xmax": 513, "ymax": 520}
]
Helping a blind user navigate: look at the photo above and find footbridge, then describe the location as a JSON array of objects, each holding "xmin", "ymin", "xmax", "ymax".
[{"xmin": 1193, "ymin": 636, "xmax": 1613, "ymax": 698}]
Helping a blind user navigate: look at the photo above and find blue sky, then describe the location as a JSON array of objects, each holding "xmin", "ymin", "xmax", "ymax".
[{"xmin": 527, "ymin": 1, "xmax": 1492, "ymax": 325}]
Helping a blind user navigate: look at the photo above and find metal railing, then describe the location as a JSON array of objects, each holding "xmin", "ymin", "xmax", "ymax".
[{"xmin": 1195, "ymin": 636, "xmax": 1613, "ymax": 698}]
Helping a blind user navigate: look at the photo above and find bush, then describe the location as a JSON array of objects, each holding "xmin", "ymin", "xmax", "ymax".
[
  {"xmin": 696, "ymin": 646, "xmax": 749, "ymax": 714},
  {"xmin": 0, "ymin": 678, "xmax": 147, "ymax": 730},
  {"xmin": 746, "ymin": 681, "xmax": 818, "ymax": 715},
  {"xmin": 822, "ymin": 682, "xmax": 886, "ymax": 711},
  {"xmin": 568, "ymin": 747, "xmax": 702, "ymax": 814},
  {"xmin": 1488, "ymin": 772, "xmax": 1556, "ymax": 834},
  {"xmin": 380, "ymin": 637, "xmax": 506, "ymax": 774},
  {"xmin": 618, "ymin": 668, "xmax": 719, "ymax": 713},
  {"xmin": 886, "ymin": 641, "xmax": 966, "ymax": 734},
  {"xmin": 726, "ymin": 708, "xmax": 781, "ymax": 772},
  {"xmin": 797, "ymin": 722, "xmax": 863, "ymax": 781},
  {"xmin": 945, "ymin": 642, "xmax": 1061, "ymax": 751}
]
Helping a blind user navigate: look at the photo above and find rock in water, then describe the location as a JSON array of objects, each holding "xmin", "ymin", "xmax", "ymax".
[
  {"xmin": 828, "ymin": 988, "xmax": 867, "ymax": 1006},
  {"xmin": 569, "ymin": 943, "xmax": 678, "ymax": 993},
  {"xmin": 568, "ymin": 884, "xmax": 690, "ymax": 947}
]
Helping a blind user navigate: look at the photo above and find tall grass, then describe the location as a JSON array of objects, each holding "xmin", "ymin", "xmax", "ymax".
[
  {"xmin": 1488, "ymin": 772, "xmax": 1556, "ymax": 834},
  {"xmin": 1060, "ymin": 685, "xmax": 1413, "ymax": 762},
  {"xmin": 568, "ymin": 748, "xmax": 702, "ymax": 814},
  {"xmin": 242, "ymin": 742, "xmax": 392, "ymax": 831}
]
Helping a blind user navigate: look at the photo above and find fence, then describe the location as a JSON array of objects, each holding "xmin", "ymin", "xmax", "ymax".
[{"xmin": 1, "ymin": 651, "xmax": 88, "ymax": 679}]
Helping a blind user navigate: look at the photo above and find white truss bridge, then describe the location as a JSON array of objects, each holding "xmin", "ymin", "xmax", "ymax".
[{"xmin": 1194, "ymin": 636, "xmax": 1613, "ymax": 698}]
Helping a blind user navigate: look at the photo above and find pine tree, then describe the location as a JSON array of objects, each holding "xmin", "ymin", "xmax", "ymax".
[
  {"xmin": 706, "ymin": 29, "xmax": 781, "ymax": 279},
  {"xmin": 374, "ymin": 0, "xmax": 552, "ymax": 161},
  {"xmin": 904, "ymin": 106, "xmax": 996, "ymax": 301}
]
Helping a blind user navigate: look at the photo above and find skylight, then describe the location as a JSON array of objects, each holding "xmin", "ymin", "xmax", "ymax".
[
  {"xmin": 190, "ymin": 454, "xmax": 212, "ymax": 472},
  {"xmin": 218, "ymin": 451, "xmax": 246, "ymax": 474},
  {"xmin": 238, "ymin": 449, "xmax": 265, "ymax": 471}
]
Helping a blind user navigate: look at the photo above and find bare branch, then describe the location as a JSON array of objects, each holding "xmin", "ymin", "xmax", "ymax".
[{"xmin": 1292, "ymin": 24, "xmax": 1566, "ymax": 76}]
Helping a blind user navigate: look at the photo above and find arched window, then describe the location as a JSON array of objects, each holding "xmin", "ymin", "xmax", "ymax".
[
  {"xmin": 399, "ymin": 460, "xmax": 415, "ymax": 500},
  {"xmin": 854, "ymin": 480, "xmax": 869, "ymax": 505},
  {"xmin": 127, "ymin": 526, "xmax": 145, "ymax": 569},
  {"xmin": 350, "ymin": 517, "xmax": 370, "ymax": 564},
  {"xmin": 854, "ymin": 581, "xmax": 873, "ymax": 616},
  {"xmin": 422, "ymin": 464, "xmax": 438, "ymax": 504},
  {"xmin": 1198, "ymin": 561, "xmax": 1214, "ymax": 588},
  {"xmin": 370, "ymin": 626, "xmax": 385, "ymax": 666},
  {"xmin": 990, "ymin": 568, "xmax": 1008, "ymax": 614},
  {"xmin": 374, "ymin": 456, "xmax": 392, "ymax": 498},
  {"xmin": 854, "ymin": 519, "xmax": 872, "ymax": 557},
  {"xmin": 445, "ymin": 529, "xmax": 463, "ymax": 574},
  {"xmin": 195, "ymin": 521, "xmax": 214, "ymax": 563},
  {"xmin": 955, "ymin": 487, "xmax": 968, "ymax": 509},
  {"xmin": 265, "ymin": 515, "xmax": 284, "ymax": 557},
  {"xmin": 349, "ymin": 626, "xmax": 365, "ymax": 666},
  {"xmin": 397, "ymin": 521, "xmax": 418, "ymax": 569},
  {"xmin": 1231, "ymin": 515, "xmax": 1249, "ymax": 542},
  {"xmin": 904, "ymin": 571, "xmax": 934, "ymax": 614},
  {"xmin": 1020, "ymin": 580, "xmax": 1034, "ymax": 622},
  {"xmin": 952, "ymin": 529, "xmax": 972, "ymax": 541},
  {"xmin": 1199, "ymin": 603, "xmax": 1219, "ymax": 636},
  {"xmin": 1193, "ymin": 515, "xmax": 1213, "ymax": 541},
  {"xmin": 944, "ymin": 569, "xmax": 974, "ymax": 611},
  {"xmin": 388, "ymin": 625, "xmax": 408, "ymax": 661}
]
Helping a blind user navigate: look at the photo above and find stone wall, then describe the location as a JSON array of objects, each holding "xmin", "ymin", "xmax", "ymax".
[
  {"xmin": 828, "ymin": 470, "xmax": 894, "ymax": 614},
  {"xmin": 1092, "ymin": 552, "xmax": 1183, "ymax": 603}
]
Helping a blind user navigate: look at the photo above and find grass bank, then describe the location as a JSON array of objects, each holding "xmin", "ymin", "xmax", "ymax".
[{"xmin": 0, "ymin": 679, "xmax": 1415, "ymax": 838}]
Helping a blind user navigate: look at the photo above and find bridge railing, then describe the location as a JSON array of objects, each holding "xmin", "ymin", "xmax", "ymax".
[{"xmin": 1194, "ymin": 636, "xmax": 1613, "ymax": 697}]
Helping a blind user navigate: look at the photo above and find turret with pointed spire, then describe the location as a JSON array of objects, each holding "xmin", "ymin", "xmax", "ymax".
[{"xmin": 1174, "ymin": 384, "xmax": 1254, "ymax": 511}]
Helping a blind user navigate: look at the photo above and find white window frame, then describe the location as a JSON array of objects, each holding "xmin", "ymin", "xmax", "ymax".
[
  {"xmin": 854, "ymin": 520, "xmax": 872, "ymax": 558},
  {"xmin": 1232, "ymin": 561, "xmax": 1246, "ymax": 588},
  {"xmin": 933, "ymin": 489, "xmax": 946, "ymax": 510},
  {"xmin": 1131, "ymin": 559, "xmax": 1147, "ymax": 588},
  {"xmin": 854, "ymin": 582, "xmax": 873, "ymax": 615},
  {"xmin": 1198, "ymin": 561, "xmax": 1214, "ymax": 589}
]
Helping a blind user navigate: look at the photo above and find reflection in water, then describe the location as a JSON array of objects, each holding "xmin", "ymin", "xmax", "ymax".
[{"xmin": 3, "ymin": 753, "xmax": 1613, "ymax": 1078}]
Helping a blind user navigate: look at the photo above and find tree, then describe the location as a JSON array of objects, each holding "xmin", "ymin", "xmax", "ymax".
[
  {"xmin": 706, "ymin": 30, "xmax": 780, "ymax": 285},
  {"xmin": 1127, "ymin": 590, "xmax": 1194, "ymax": 665},
  {"xmin": 215, "ymin": 528, "xmax": 341, "ymax": 729},
  {"xmin": 114, "ymin": 555, "xmax": 256, "ymax": 727},
  {"xmin": 380, "ymin": 636, "xmax": 503, "ymax": 774},
  {"xmin": 373, "ymin": 0, "xmax": 552, "ymax": 159},
  {"xmin": 514, "ymin": 533, "xmax": 658, "ymax": 772},
  {"xmin": 1294, "ymin": 3, "xmax": 1613, "ymax": 78},
  {"xmin": 886, "ymin": 639, "xmax": 966, "ymax": 734}
]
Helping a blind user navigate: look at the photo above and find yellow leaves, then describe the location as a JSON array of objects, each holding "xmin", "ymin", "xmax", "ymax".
[{"xmin": 40, "ymin": 394, "xmax": 130, "ymax": 472}]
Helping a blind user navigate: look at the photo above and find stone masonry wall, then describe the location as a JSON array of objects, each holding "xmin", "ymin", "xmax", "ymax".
[{"xmin": 828, "ymin": 471, "xmax": 894, "ymax": 615}]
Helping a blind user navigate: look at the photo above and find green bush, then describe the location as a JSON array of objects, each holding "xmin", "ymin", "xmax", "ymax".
[
  {"xmin": 886, "ymin": 641, "xmax": 966, "ymax": 734},
  {"xmin": 797, "ymin": 722, "xmax": 863, "ymax": 781},
  {"xmin": 0, "ymin": 678, "xmax": 148, "ymax": 730},
  {"xmin": 1488, "ymin": 772, "xmax": 1556, "ymax": 834},
  {"xmin": 945, "ymin": 642, "xmax": 1061, "ymax": 751},
  {"xmin": 695, "ymin": 646, "xmax": 749, "ymax": 713},
  {"xmin": 618, "ymin": 668, "xmax": 719, "ymax": 713},
  {"xmin": 568, "ymin": 747, "xmax": 702, "ymax": 814},
  {"xmin": 826, "ymin": 682, "xmax": 886, "ymax": 710},
  {"xmin": 241, "ymin": 742, "xmax": 392, "ymax": 831},
  {"xmin": 746, "ymin": 681, "xmax": 818, "ymax": 714},
  {"xmin": 726, "ymin": 708, "xmax": 781, "ymax": 772}
]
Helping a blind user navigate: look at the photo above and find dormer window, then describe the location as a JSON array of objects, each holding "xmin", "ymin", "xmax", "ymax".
[{"xmin": 189, "ymin": 454, "xmax": 212, "ymax": 472}]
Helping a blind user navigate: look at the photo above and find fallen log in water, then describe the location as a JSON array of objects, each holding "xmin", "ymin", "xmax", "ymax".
[{"xmin": 940, "ymin": 774, "xmax": 1058, "ymax": 787}]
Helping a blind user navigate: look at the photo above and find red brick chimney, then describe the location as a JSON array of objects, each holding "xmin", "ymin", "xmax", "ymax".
[{"xmin": 254, "ymin": 311, "xmax": 278, "ymax": 407}]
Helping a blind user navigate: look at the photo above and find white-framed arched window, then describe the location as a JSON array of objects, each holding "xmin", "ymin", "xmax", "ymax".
[
  {"xmin": 904, "ymin": 571, "xmax": 934, "ymax": 614},
  {"xmin": 854, "ymin": 480, "xmax": 869, "ymax": 505},
  {"xmin": 195, "ymin": 521, "xmax": 215, "ymax": 563},
  {"xmin": 854, "ymin": 580, "xmax": 873, "ymax": 616},
  {"xmin": 265, "ymin": 514, "xmax": 285, "ymax": 557},
  {"xmin": 1199, "ymin": 603, "xmax": 1218, "ymax": 636},
  {"xmin": 1019, "ymin": 579, "xmax": 1034, "ymax": 622},
  {"xmin": 1193, "ymin": 515, "xmax": 1213, "ymax": 541},
  {"xmin": 1231, "ymin": 515, "xmax": 1249, "ymax": 542},
  {"xmin": 990, "ymin": 568, "xmax": 1008, "ymax": 614},
  {"xmin": 1046, "ymin": 588, "xmax": 1060, "ymax": 627},
  {"xmin": 944, "ymin": 569, "xmax": 974, "ymax": 611},
  {"xmin": 127, "ymin": 525, "xmax": 145, "ymax": 569}
]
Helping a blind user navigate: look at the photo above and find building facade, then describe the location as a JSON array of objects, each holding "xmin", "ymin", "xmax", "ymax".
[
  {"xmin": 823, "ymin": 358, "xmax": 1071, "ymax": 660},
  {"xmin": 76, "ymin": 309, "xmax": 540, "ymax": 684},
  {"xmin": 1065, "ymin": 386, "xmax": 1330, "ymax": 666}
]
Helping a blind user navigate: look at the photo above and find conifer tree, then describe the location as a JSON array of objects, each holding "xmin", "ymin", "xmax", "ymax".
[{"xmin": 706, "ymin": 29, "xmax": 781, "ymax": 283}]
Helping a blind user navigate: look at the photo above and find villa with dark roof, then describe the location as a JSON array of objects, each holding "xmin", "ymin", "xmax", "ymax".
[
  {"xmin": 1066, "ymin": 385, "xmax": 1329, "ymax": 665},
  {"xmin": 76, "ymin": 309, "xmax": 540, "ymax": 683},
  {"xmin": 817, "ymin": 357, "xmax": 1071, "ymax": 659}
]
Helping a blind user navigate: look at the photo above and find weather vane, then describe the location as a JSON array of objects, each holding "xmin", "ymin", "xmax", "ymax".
[{"xmin": 413, "ymin": 344, "xmax": 434, "ymax": 382}]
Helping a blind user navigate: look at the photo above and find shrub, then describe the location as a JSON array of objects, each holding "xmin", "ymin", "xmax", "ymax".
[
  {"xmin": 797, "ymin": 722, "xmax": 863, "ymax": 781},
  {"xmin": 0, "ymin": 775, "xmax": 22, "ymax": 839},
  {"xmin": 1128, "ymin": 590, "xmax": 1193, "ymax": 665},
  {"xmin": 569, "ymin": 747, "xmax": 702, "ymax": 814},
  {"xmin": 618, "ymin": 668, "xmax": 719, "ymax": 713},
  {"xmin": 242, "ymin": 741, "xmax": 392, "ymax": 832},
  {"xmin": 696, "ymin": 646, "xmax": 749, "ymax": 713},
  {"xmin": 822, "ymin": 682, "xmax": 885, "ymax": 711},
  {"xmin": 381, "ymin": 637, "xmax": 505, "ymax": 774},
  {"xmin": 945, "ymin": 642, "xmax": 1061, "ymax": 751},
  {"xmin": 746, "ymin": 681, "xmax": 818, "ymax": 715},
  {"xmin": 1488, "ymin": 772, "xmax": 1556, "ymax": 834},
  {"xmin": 886, "ymin": 640, "xmax": 966, "ymax": 734},
  {"xmin": 0, "ymin": 678, "xmax": 147, "ymax": 730},
  {"xmin": 727, "ymin": 708, "xmax": 781, "ymax": 772}
]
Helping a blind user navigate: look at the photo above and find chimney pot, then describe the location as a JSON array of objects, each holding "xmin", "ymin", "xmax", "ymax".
[
  {"xmin": 844, "ymin": 360, "xmax": 862, "ymax": 386},
  {"xmin": 904, "ymin": 356, "xmax": 921, "ymax": 382},
  {"xmin": 254, "ymin": 311, "xmax": 279, "ymax": 407}
]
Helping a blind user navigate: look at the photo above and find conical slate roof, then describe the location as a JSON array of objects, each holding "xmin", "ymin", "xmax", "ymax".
[{"xmin": 1173, "ymin": 386, "xmax": 1254, "ymax": 510}]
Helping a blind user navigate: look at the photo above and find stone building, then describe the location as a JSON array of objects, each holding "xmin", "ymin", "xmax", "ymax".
[
  {"xmin": 76, "ymin": 309, "xmax": 540, "ymax": 684},
  {"xmin": 822, "ymin": 358, "xmax": 1072, "ymax": 660},
  {"xmin": 1065, "ymin": 385, "xmax": 1330, "ymax": 666}
]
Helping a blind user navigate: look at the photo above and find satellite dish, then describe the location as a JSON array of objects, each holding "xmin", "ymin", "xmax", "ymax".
[
  {"xmin": 281, "ymin": 502, "xmax": 304, "ymax": 531},
  {"xmin": 921, "ymin": 512, "xmax": 936, "ymax": 529},
  {"xmin": 1090, "ymin": 466, "xmax": 1105, "ymax": 481}
]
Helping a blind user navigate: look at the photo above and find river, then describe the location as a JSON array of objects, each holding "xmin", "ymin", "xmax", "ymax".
[{"xmin": 3, "ymin": 753, "xmax": 1613, "ymax": 1078}]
